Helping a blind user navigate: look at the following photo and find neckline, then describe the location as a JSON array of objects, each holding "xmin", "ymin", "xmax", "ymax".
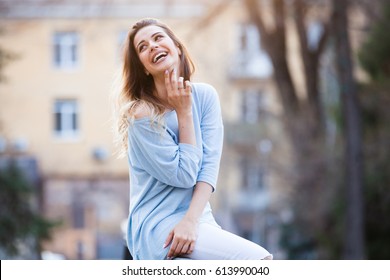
[{"xmin": 132, "ymin": 109, "xmax": 176, "ymax": 122}]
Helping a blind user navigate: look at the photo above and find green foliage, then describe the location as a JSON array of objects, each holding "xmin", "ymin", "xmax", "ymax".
[
  {"xmin": 279, "ymin": 222, "xmax": 318, "ymax": 259},
  {"xmin": 358, "ymin": 2, "xmax": 390, "ymax": 81},
  {"xmin": 359, "ymin": 82, "xmax": 390, "ymax": 259},
  {"xmin": 0, "ymin": 163, "xmax": 57, "ymax": 256},
  {"xmin": 321, "ymin": 183, "xmax": 345, "ymax": 259},
  {"xmin": 355, "ymin": 0, "xmax": 390, "ymax": 260}
]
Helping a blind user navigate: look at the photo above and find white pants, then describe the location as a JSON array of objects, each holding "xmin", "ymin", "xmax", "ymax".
[{"xmin": 174, "ymin": 223, "xmax": 273, "ymax": 260}]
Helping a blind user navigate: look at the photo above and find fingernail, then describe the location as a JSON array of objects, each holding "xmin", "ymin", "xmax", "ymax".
[{"xmin": 165, "ymin": 70, "xmax": 168, "ymax": 75}]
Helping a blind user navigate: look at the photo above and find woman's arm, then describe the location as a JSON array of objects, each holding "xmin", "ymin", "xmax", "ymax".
[
  {"xmin": 164, "ymin": 84, "xmax": 224, "ymax": 259},
  {"xmin": 128, "ymin": 69, "xmax": 202, "ymax": 188},
  {"xmin": 164, "ymin": 181, "xmax": 213, "ymax": 259},
  {"xmin": 196, "ymin": 84, "xmax": 224, "ymax": 191},
  {"xmin": 165, "ymin": 69, "xmax": 196, "ymax": 146},
  {"xmin": 163, "ymin": 70, "xmax": 211, "ymax": 259}
]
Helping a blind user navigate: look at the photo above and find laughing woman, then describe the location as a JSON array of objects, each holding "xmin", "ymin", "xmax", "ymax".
[{"xmin": 113, "ymin": 18, "xmax": 273, "ymax": 260}]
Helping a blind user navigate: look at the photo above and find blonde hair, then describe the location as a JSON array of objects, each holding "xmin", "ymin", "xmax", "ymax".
[{"xmin": 112, "ymin": 18, "xmax": 195, "ymax": 158}]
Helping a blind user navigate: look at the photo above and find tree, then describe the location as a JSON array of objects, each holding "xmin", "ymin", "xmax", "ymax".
[
  {"xmin": 357, "ymin": 0, "xmax": 390, "ymax": 259},
  {"xmin": 0, "ymin": 27, "xmax": 56, "ymax": 258},
  {"xmin": 332, "ymin": 0, "xmax": 365, "ymax": 260},
  {"xmin": 244, "ymin": 0, "xmax": 366, "ymax": 259},
  {"xmin": 244, "ymin": 0, "xmax": 335, "ymax": 258},
  {"xmin": 0, "ymin": 161, "xmax": 57, "ymax": 257},
  {"xmin": 358, "ymin": 1, "xmax": 390, "ymax": 81}
]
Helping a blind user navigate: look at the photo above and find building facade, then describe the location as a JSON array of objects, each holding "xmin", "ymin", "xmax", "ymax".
[{"xmin": 0, "ymin": 0, "xmax": 323, "ymax": 259}]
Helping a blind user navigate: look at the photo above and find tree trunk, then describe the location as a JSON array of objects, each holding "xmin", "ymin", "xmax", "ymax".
[
  {"xmin": 245, "ymin": 0, "xmax": 299, "ymax": 121},
  {"xmin": 332, "ymin": 0, "xmax": 365, "ymax": 259},
  {"xmin": 293, "ymin": 0, "xmax": 329, "ymax": 138},
  {"xmin": 245, "ymin": 0, "xmax": 333, "ymax": 258}
]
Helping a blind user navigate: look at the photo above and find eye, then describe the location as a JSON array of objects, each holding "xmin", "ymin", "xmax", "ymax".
[
  {"xmin": 138, "ymin": 44, "xmax": 146, "ymax": 52},
  {"xmin": 155, "ymin": 34, "xmax": 163, "ymax": 41}
]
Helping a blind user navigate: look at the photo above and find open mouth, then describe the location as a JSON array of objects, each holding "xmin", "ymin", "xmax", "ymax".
[{"xmin": 152, "ymin": 52, "xmax": 168, "ymax": 63}]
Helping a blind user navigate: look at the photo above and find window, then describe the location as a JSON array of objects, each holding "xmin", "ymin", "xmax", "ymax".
[
  {"xmin": 53, "ymin": 32, "xmax": 79, "ymax": 69},
  {"xmin": 232, "ymin": 23, "xmax": 272, "ymax": 78},
  {"xmin": 54, "ymin": 100, "xmax": 79, "ymax": 138},
  {"xmin": 238, "ymin": 23, "xmax": 260, "ymax": 55},
  {"xmin": 241, "ymin": 89, "xmax": 264, "ymax": 123},
  {"xmin": 241, "ymin": 157, "xmax": 265, "ymax": 191},
  {"xmin": 71, "ymin": 190, "xmax": 85, "ymax": 229},
  {"xmin": 76, "ymin": 241, "xmax": 85, "ymax": 260},
  {"xmin": 72, "ymin": 203, "xmax": 85, "ymax": 229}
]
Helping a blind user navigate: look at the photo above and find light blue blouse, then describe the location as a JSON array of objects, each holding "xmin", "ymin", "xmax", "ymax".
[{"xmin": 126, "ymin": 83, "xmax": 224, "ymax": 260}]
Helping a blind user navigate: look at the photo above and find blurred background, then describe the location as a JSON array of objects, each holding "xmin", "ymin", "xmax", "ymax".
[{"xmin": 0, "ymin": 0, "xmax": 389, "ymax": 260}]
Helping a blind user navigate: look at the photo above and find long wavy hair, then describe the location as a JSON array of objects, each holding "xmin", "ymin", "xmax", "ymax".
[{"xmin": 112, "ymin": 18, "xmax": 195, "ymax": 157}]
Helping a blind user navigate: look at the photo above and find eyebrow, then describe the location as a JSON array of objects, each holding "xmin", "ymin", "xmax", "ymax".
[{"xmin": 136, "ymin": 32, "xmax": 163, "ymax": 50}]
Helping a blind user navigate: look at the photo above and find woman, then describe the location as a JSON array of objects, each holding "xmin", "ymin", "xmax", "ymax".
[{"xmin": 113, "ymin": 18, "xmax": 272, "ymax": 260}]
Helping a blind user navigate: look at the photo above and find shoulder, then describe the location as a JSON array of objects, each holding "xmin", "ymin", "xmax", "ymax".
[
  {"xmin": 192, "ymin": 82, "xmax": 218, "ymax": 95},
  {"xmin": 192, "ymin": 82, "xmax": 219, "ymax": 104},
  {"xmin": 132, "ymin": 101, "xmax": 152, "ymax": 120},
  {"xmin": 191, "ymin": 83, "xmax": 222, "ymax": 118}
]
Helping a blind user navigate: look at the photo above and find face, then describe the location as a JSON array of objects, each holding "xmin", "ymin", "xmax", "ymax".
[{"xmin": 133, "ymin": 25, "xmax": 182, "ymax": 76}]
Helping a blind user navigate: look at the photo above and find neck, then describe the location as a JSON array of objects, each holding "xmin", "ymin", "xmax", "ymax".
[
  {"xmin": 153, "ymin": 73, "xmax": 168, "ymax": 100},
  {"xmin": 152, "ymin": 68, "xmax": 179, "ymax": 110},
  {"xmin": 149, "ymin": 72, "xmax": 171, "ymax": 111}
]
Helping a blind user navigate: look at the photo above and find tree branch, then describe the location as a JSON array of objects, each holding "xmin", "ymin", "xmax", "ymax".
[
  {"xmin": 294, "ymin": 0, "xmax": 310, "ymax": 57},
  {"xmin": 315, "ymin": 19, "xmax": 331, "ymax": 58},
  {"xmin": 245, "ymin": 0, "xmax": 299, "ymax": 118},
  {"xmin": 244, "ymin": 0, "xmax": 269, "ymax": 41}
]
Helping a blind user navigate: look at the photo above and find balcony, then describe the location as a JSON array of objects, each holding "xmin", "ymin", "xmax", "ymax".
[
  {"xmin": 224, "ymin": 122, "xmax": 269, "ymax": 146},
  {"xmin": 229, "ymin": 51, "xmax": 273, "ymax": 81}
]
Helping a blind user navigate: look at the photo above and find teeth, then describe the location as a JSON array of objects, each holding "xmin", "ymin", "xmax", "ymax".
[{"xmin": 153, "ymin": 52, "xmax": 167, "ymax": 63}]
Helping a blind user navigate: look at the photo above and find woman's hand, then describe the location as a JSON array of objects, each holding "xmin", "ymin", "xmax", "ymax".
[
  {"xmin": 164, "ymin": 68, "xmax": 196, "ymax": 146},
  {"xmin": 165, "ymin": 69, "xmax": 192, "ymax": 117},
  {"xmin": 164, "ymin": 216, "xmax": 198, "ymax": 259}
]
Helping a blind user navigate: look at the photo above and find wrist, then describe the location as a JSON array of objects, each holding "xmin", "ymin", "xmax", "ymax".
[
  {"xmin": 176, "ymin": 110, "xmax": 193, "ymax": 119},
  {"xmin": 183, "ymin": 214, "xmax": 199, "ymax": 224}
]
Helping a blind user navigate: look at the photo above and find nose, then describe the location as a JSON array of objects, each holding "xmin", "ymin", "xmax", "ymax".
[
  {"xmin": 150, "ymin": 42, "xmax": 158, "ymax": 52},
  {"xmin": 149, "ymin": 42, "xmax": 158, "ymax": 52}
]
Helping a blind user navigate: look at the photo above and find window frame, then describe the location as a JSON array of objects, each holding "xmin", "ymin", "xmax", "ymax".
[
  {"xmin": 53, "ymin": 99, "xmax": 80, "ymax": 140},
  {"xmin": 53, "ymin": 31, "xmax": 79, "ymax": 70},
  {"xmin": 241, "ymin": 88, "xmax": 265, "ymax": 124},
  {"xmin": 240, "ymin": 156, "xmax": 265, "ymax": 192}
]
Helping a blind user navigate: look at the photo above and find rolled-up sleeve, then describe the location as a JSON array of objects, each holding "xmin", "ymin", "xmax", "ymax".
[{"xmin": 128, "ymin": 120, "xmax": 203, "ymax": 188}]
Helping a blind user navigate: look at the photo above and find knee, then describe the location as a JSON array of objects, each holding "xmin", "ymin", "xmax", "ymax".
[{"xmin": 262, "ymin": 254, "xmax": 273, "ymax": 260}]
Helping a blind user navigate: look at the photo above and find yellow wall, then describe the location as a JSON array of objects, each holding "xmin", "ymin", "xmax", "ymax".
[{"xmin": 0, "ymin": 0, "xmax": 307, "ymax": 258}]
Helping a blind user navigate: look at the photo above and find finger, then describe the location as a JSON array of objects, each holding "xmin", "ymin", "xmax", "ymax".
[
  {"xmin": 164, "ymin": 70, "xmax": 172, "ymax": 91},
  {"xmin": 170, "ymin": 69, "xmax": 177, "ymax": 93},
  {"xmin": 177, "ymin": 77, "xmax": 184, "ymax": 92},
  {"xmin": 181, "ymin": 243, "xmax": 190, "ymax": 255},
  {"xmin": 173, "ymin": 241, "xmax": 184, "ymax": 257},
  {"xmin": 163, "ymin": 231, "xmax": 174, "ymax": 249},
  {"xmin": 188, "ymin": 241, "xmax": 195, "ymax": 254},
  {"xmin": 184, "ymin": 80, "xmax": 192, "ymax": 94},
  {"xmin": 167, "ymin": 239, "xmax": 178, "ymax": 259}
]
